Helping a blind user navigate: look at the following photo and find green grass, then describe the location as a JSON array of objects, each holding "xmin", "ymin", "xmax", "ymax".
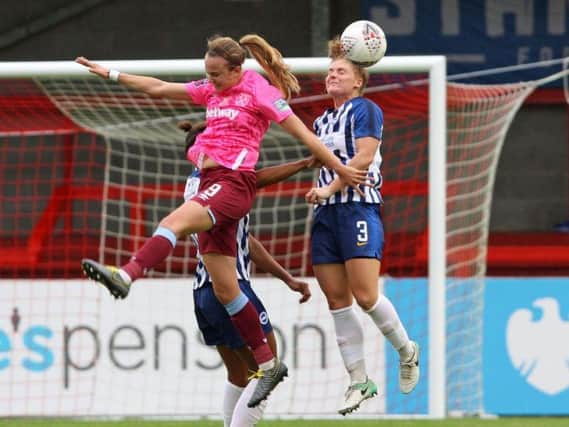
[{"xmin": 0, "ymin": 419, "xmax": 568, "ymax": 427}]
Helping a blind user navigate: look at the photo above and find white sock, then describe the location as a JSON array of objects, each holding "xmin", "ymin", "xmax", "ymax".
[
  {"xmin": 365, "ymin": 295, "xmax": 413, "ymax": 360},
  {"xmin": 258, "ymin": 357, "xmax": 276, "ymax": 371},
  {"xmin": 230, "ymin": 379, "xmax": 267, "ymax": 427},
  {"xmin": 223, "ymin": 381, "xmax": 244, "ymax": 427},
  {"xmin": 330, "ymin": 306, "xmax": 367, "ymax": 384},
  {"xmin": 118, "ymin": 269, "xmax": 132, "ymax": 285}
]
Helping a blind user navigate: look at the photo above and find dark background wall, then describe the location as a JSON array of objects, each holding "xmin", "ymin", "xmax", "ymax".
[
  {"xmin": 492, "ymin": 106, "xmax": 568, "ymax": 231},
  {"xmin": 1, "ymin": 0, "xmax": 567, "ymax": 232},
  {"xmin": 0, "ymin": 0, "xmax": 355, "ymax": 60}
]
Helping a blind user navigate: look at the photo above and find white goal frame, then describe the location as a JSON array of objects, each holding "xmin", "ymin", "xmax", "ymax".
[{"xmin": 0, "ymin": 56, "xmax": 447, "ymax": 418}]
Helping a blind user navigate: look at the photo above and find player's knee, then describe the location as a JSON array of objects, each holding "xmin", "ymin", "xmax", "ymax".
[
  {"xmin": 353, "ymin": 292, "xmax": 376, "ymax": 311},
  {"xmin": 157, "ymin": 217, "xmax": 184, "ymax": 238},
  {"xmin": 215, "ymin": 285, "xmax": 242, "ymax": 306},
  {"xmin": 226, "ymin": 365, "xmax": 249, "ymax": 388},
  {"xmin": 322, "ymin": 290, "xmax": 352, "ymax": 310},
  {"xmin": 227, "ymin": 374, "xmax": 248, "ymax": 388}
]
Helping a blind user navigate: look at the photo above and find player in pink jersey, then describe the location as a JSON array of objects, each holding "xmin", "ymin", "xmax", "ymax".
[{"xmin": 76, "ymin": 34, "xmax": 366, "ymax": 407}]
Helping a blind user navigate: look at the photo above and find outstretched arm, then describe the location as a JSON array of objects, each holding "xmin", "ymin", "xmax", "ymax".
[
  {"xmin": 248, "ymin": 235, "xmax": 311, "ymax": 303},
  {"xmin": 278, "ymin": 114, "xmax": 367, "ymax": 189},
  {"xmin": 75, "ymin": 57, "xmax": 188, "ymax": 99}
]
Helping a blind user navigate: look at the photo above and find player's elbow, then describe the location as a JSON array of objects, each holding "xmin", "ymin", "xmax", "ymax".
[
  {"xmin": 146, "ymin": 86, "xmax": 166, "ymax": 98},
  {"xmin": 146, "ymin": 82, "xmax": 171, "ymax": 98},
  {"xmin": 358, "ymin": 154, "xmax": 375, "ymax": 169}
]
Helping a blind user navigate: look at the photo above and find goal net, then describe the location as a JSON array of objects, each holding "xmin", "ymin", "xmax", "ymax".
[{"xmin": 0, "ymin": 57, "xmax": 543, "ymax": 418}]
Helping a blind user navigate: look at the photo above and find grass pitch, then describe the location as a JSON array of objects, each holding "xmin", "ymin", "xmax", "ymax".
[{"xmin": 0, "ymin": 418, "xmax": 568, "ymax": 427}]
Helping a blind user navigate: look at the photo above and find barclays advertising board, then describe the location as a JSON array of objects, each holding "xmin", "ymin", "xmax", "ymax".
[
  {"xmin": 484, "ymin": 278, "xmax": 569, "ymax": 414},
  {"xmin": 362, "ymin": 0, "xmax": 569, "ymax": 83}
]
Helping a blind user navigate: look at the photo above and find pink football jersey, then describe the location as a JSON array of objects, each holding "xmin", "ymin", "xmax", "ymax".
[{"xmin": 185, "ymin": 70, "xmax": 293, "ymax": 171}]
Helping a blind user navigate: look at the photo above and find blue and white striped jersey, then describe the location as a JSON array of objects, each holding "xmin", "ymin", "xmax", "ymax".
[
  {"xmin": 184, "ymin": 171, "xmax": 251, "ymax": 290},
  {"xmin": 313, "ymin": 96, "xmax": 384, "ymax": 205}
]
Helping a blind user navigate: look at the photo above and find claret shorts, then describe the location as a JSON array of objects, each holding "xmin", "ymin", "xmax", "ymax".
[{"xmin": 191, "ymin": 166, "xmax": 256, "ymax": 257}]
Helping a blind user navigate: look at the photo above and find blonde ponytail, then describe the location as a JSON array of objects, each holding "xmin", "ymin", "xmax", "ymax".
[{"xmin": 239, "ymin": 34, "xmax": 300, "ymax": 101}]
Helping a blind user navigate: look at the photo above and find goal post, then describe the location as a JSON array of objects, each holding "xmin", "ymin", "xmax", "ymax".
[
  {"xmin": 9, "ymin": 55, "xmax": 548, "ymax": 418},
  {"xmin": 426, "ymin": 57, "xmax": 447, "ymax": 419}
]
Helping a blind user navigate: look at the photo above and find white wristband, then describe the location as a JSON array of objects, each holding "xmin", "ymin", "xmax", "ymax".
[{"xmin": 108, "ymin": 69, "xmax": 121, "ymax": 82}]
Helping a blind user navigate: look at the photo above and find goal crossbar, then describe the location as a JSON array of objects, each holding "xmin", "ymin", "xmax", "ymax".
[{"xmin": 0, "ymin": 56, "xmax": 445, "ymax": 77}]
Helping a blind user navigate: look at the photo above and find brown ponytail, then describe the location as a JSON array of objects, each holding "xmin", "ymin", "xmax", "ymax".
[{"xmin": 239, "ymin": 34, "xmax": 300, "ymax": 101}]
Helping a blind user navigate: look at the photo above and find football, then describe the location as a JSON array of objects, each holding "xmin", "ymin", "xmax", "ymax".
[{"xmin": 340, "ymin": 20, "xmax": 387, "ymax": 67}]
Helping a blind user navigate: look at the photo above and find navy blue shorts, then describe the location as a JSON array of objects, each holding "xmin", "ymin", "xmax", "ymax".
[
  {"xmin": 311, "ymin": 202, "xmax": 384, "ymax": 265},
  {"xmin": 194, "ymin": 280, "xmax": 273, "ymax": 349}
]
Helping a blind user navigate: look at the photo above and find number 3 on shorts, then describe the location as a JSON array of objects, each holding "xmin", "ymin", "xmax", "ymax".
[{"xmin": 356, "ymin": 220, "xmax": 368, "ymax": 245}]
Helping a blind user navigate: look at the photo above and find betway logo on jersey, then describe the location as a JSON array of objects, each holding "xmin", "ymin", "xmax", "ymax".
[{"xmin": 206, "ymin": 107, "xmax": 239, "ymax": 120}]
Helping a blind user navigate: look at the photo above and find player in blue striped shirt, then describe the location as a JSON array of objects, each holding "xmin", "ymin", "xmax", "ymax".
[
  {"xmin": 182, "ymin": 121, "xmax": 312, "ymax": 426},
  {"xmin": 305, "ymin": 39, "xmax": 420, "ymax": 416}
]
